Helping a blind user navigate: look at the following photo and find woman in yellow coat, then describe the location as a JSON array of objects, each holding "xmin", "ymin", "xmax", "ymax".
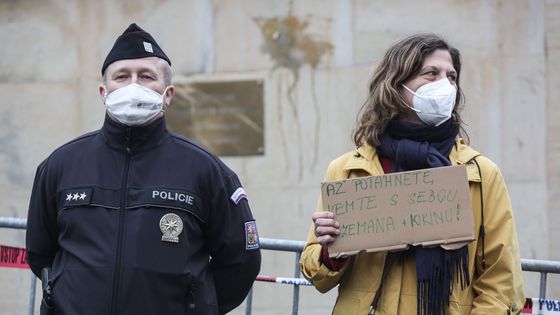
[{"xmin": 300, "ymin": 34, "xmax": 525, "ymax": 315}]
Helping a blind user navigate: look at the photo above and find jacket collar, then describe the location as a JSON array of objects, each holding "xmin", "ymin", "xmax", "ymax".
[
  {"xmin": 342, "ymin": 144, "xmax": 384, "ymax": 175},
  {"xmin": 449, "ymin": 138, "xmax": 480, "ymax": 165},
  {"xmin": 449, "ymin": 138, "xmax": 482, "ymax": 182},
  {"xmin": 344, "ymin": 137, "xmax": 482, "ymax": 181},
  {"xmin": 100, "ymin": 114, "xmax": 170, "ymax": 153}
]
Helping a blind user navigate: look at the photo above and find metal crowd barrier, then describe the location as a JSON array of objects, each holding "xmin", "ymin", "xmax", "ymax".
[
  {"xmin": 1, "ymin": 217, "xmax": 560, "ymax": 315},
  {"xmin": 247, "ymin": 238, "xmax": 308, "ymax": 315},
  {"xmin": 0, "ymin": 217, "xmax": 35, "ymax": 315}
]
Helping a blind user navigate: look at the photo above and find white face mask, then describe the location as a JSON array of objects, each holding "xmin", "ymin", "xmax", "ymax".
[
  {"xmin": 104, "ymin": 83, "xmax": 168, "ymax": 126},
  {"xmin": 402, "ymin": 78, "xmax": 457, "ymax": 126}
]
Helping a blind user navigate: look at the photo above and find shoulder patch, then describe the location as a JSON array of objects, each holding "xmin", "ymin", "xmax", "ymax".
[
  {"xmin": 245, "ymin": 220, "xmax": 260, "ymax": 250},
  {"xmin": 230, "ymin": 187, "xmax": 248, "ymax": 205}
]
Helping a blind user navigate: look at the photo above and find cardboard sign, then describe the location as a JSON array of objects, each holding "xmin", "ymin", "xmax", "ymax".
[{"xmin": 321, "ymin": 165, "xmax": 474, "ymax": 258}]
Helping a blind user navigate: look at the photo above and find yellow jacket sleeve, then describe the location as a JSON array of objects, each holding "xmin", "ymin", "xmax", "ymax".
[
  {"xmin": 471, "ymin": 159, "xmax": 525, "ymax": 314},
  {"xmin": 299, "ymin": 161, "xmax": 351, "ymax": 293}
]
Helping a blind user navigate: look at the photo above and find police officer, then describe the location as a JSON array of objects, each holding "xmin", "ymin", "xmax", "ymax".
[{"xmin": 26, "ymin": 23, "xmax": 261, "ymax": 315}]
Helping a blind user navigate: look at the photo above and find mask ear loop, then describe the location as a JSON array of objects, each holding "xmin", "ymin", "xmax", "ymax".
[
  {"xmin": 401, "ymin": 84, "xmax": 421, "ymax": 113},
  {"xmin": 161, "ymin": 86, "xmax": 171, "ymax": 114}
]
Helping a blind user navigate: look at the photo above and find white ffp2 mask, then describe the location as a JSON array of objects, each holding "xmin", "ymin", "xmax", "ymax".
[
  {"xmin": 104, "ymin": 83, "xmax": 168, "ymax": 126},
  {"xmin": 402, "ymin": 78, "xmax": 457, "ymax": 126}
]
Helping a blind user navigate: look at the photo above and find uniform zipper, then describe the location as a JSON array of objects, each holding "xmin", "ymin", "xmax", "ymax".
[
  {"xmin": 187, "ymin": 283, "xmax": 196, "ymax": 311},
  {"xmin": 110, "ymin": 127, "xmax": 132, "ymax": 314}
]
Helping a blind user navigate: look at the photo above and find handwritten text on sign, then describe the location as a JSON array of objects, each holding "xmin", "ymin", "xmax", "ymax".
[{"xmin": 321, "ymin": 165, "xmax": 474, "ymax": 257}]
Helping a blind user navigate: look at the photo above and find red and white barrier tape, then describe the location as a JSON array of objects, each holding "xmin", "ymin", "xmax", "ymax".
[
  {"xmin": 522, "ymin": 298, "xmax": 560, "ymax": 314},
  {"xmin": 256, "ymin": 276, "xmax": 312, "ymax": 286},
  {"xmin": 0, "ymin": 245, "xmax": 29, "ymax": 269}
]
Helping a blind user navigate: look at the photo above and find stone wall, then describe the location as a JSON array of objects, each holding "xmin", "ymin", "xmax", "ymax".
[{"xmin": 0, "ymin": 0, "xmax": 557, "ymax": 313}]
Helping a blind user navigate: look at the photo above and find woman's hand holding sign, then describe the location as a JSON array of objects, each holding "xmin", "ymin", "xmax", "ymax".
[{"xmin": 312, "ymin": 211, "xmax": 340, "ymax": 247}]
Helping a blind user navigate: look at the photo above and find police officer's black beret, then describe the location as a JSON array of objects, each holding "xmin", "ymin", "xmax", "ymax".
[{"xmin": 101, "ymin": 23, "xmax": 171, "ymax": 75}]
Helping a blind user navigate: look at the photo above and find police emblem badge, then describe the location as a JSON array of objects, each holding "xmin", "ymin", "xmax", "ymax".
[
  {"xmin": 244, "ymin": 221, "xmax": 259, "ymax": 250},
  {"xmin": 159, "ymin": 213, "xmax": 183, "ymax": 243}
]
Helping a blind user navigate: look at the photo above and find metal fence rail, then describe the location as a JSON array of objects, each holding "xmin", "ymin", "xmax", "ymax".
[
  {"xmin": 0, "ymin": 216, "xmax": 26, "ymax": 229},
  {"xmin": 1, "ymin": 217, "xmax": 560, "ymax": 315},
  {"xmin": 521, "ymin": 258, "xmax": 560, "ymax": 300}
]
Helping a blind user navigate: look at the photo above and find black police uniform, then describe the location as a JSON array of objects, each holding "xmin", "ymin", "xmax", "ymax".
[{"xmin": 26, "ymin": 115, "xmax": 261, "ymax": 314}]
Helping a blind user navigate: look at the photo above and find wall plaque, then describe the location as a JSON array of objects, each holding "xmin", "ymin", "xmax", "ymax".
[{"xmin": 167, "ymin": 80, "xmax": 264, "ymax": 156}]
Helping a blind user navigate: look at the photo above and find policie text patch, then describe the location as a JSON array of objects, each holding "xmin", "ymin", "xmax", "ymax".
[{"xmin": 127, "ymin": 187, "xmax": 205, "ymax": 222}]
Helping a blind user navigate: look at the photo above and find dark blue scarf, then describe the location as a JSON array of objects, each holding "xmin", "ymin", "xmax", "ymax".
[{"xmin": 377, "ymin": 119, "xmax": 469, "ymax": 315}]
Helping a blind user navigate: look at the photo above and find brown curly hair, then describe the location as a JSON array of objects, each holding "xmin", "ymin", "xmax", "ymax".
[{"xmin": 352, "ymin": 33, "xmax": 466, "ymax": 148}]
